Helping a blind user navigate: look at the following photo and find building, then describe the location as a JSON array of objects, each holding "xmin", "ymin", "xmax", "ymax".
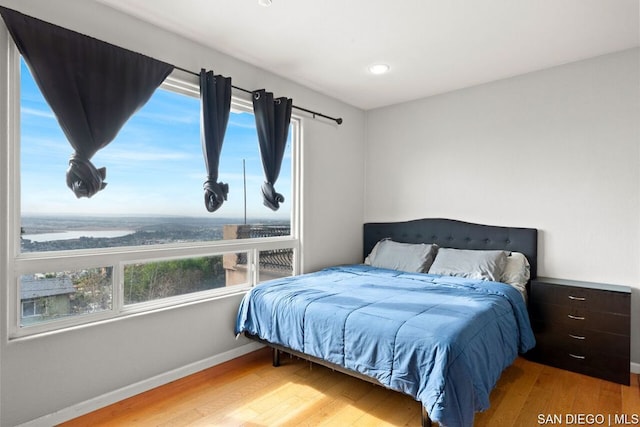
[{"xmin": 20, "ymin": 275, "xmax": 75, "ymax": 325}]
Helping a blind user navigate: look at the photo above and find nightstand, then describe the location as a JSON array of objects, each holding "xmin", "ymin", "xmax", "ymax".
[{"xmin": 527, "ymin": 277, "xmax": 631, "ymax": 385}]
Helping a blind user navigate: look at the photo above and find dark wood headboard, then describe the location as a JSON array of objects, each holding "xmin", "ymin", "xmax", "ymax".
[{"xmin": 363, "ymin": 218, "xmax": 538, "ymax": 279}]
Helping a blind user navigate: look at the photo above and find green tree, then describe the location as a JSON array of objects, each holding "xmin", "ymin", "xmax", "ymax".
[
  {"xmin": 71, "ymin": 268, "xmax": 112, "ymax": 314},
  {"xmin": 124, "ymin": 256, "xmax": 225, "ymax": 304}
]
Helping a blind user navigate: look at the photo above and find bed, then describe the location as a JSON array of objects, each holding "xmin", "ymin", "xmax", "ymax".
[{"xmin": 235, "ymin": 218, "xmax": 537, "ymax": 427}]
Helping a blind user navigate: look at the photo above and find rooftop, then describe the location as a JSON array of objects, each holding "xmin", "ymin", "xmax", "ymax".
[{"xmin": 21, "ymin": 276, "xmax": 76, "ymax": 299}]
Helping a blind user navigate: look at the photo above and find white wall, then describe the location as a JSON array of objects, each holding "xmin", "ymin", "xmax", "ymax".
[
  {"xmin": 0, "ymin": 1, "xmax": 365, "ymax": 425},
  {"xmin": 365, "ymin": 48, "xmax": 640, "ymax": 364}
]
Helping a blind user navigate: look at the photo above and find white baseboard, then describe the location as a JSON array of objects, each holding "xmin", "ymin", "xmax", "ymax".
[
  {"xmin": 18, "ymin": 346, "xmax": 640, "ymax": 427},
  {"xmin": 18, "ymin": 341, "xmax": 264, "ymax": 427}
]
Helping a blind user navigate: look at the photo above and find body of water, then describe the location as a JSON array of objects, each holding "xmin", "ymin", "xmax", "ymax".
[{"xmin": 22, "ymin": 230, "xmax": 135, "ymax": 242}]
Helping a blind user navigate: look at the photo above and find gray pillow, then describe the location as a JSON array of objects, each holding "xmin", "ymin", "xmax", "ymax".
[
  {"xmin": 501, "ymin": 252, "xmax": 531, "ymax": 300},
  {"xmin": 428, "ymin": 248, "xmax": 508, "ymax": 281},
  {"xmin": 365, "ymin": 239, "xmax": 438, "ymax": 273}
]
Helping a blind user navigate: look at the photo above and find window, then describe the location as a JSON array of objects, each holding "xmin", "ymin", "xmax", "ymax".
[
  {"xmin": 4, "ymin": 44, "xmax": 300, "ymax": 337},
  {"xmin": 20, "ymin": 60, "xmax": 294, "ymax": 252},
  {"xmin": 20, "ymin": 268, "xmax": 112, "ymax": 325},
  {"xmin": 123, "ymin": 255, "xmax": 235, "ymax": 305},
  {"xmin": 22, "ymin": 300, "xmax": 44, "ymax": 318}
]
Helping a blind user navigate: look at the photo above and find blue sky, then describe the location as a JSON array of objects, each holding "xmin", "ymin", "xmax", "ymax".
[{"xmin": 20, "ymin": 60, "xmax": 292, "ymax": 220}]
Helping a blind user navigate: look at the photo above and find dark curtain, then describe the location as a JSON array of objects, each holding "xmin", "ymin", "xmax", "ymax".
[
  {"xmin": 0, "ymin": 7, "xmax": 174, "ymax": 198},
  {"xmin": 252, "ymin": 89, "xmax": 292, "ymax": 211},
  {"xmin": 200, "ymin": 69, "xmax": 232, "ymax": 212}
]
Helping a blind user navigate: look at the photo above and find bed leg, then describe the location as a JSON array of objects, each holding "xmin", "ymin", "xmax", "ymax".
[
  {"xmin": 272, "ymin": 348, "xmax": 280, "ymax": 367},
  {"xmin": 421, "ymin": 405, "xmax": 432, "ymax": 427}
]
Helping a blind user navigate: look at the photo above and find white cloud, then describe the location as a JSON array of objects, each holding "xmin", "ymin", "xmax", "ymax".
[
  {"xmin": 21, "ymin": 107, "xmax": 56, "ymax": 119},
  {"xmin": 135, "ymin": 109, "xmax": 198, "ymax": 125},
  {"xmin": 228, "ymin": 118, "xmax": 257, "ymax": 130},
  {"xmin": 100, "ymin": 148, "xmax": 193, "ymax": 162}
]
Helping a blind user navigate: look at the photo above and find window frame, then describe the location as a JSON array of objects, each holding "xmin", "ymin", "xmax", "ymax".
[{"xmin": 2, "ymin": 27, "xmax": 302, "ymax": 339}]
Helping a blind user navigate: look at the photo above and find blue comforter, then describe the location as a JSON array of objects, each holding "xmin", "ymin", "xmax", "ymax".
[{"xmin": 235, "ymin": 264, "xmax": 535, "ymax": 427}]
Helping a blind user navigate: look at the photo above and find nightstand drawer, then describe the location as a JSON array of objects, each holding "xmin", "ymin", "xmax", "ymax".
[
  {"xmin": 530, "ymin": 302, "xmax": 629, "ymax": 335},
  {"xmin": 530, "ymin": 281, "xmax": 630, "ymax": 314},
  {"xmin": 530, "ymin": 329, "xmax": 630, "ymax": 384},
  {"xmin": 550, "ymin": 351, "xmax": 630, "ymax": 385},
  {"xmin": 532, "ymin": 322, "xmax": 630, "ymax": 357}
]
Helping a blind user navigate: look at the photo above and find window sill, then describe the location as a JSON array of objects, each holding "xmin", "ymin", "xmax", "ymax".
[{"xmin": 8, "ymin": 286, "xmax": 251, "ymax": 342}]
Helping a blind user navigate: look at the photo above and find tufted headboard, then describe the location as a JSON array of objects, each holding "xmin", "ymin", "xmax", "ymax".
[{"xmin": 363, "ymin": 218, "xmax": 538, "ymax": 280}]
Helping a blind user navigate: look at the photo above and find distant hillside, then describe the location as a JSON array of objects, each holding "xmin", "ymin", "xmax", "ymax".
[{"xmin": 20, "ymin": 215, "xmax": 290, "ymax": 252}]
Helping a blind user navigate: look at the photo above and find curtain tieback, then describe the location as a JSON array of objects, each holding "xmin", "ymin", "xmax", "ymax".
[
  {"xmin": 66, "ymin": 154, "xmax": 107, "ymax": 199},
  {"xmin": 203, "ymin": 178, "xmax": 229, "ymax": 213},
  {"xmin": 261, "ymin": 181, "xmax": 285, "ymax": 211}
]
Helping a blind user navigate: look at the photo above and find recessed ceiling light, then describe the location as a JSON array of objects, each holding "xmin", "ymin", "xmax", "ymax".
[
  {"xmin": 368, "ymin": 63, "xmax": 390, "ymax": 75},
  {"xmin": 258, "ymin": 0, "xmax": 272, "ymax": 6}
]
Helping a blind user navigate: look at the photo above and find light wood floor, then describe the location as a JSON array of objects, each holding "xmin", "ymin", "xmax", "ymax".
[{"xmin": 59, "ymin": 348, "xmax": 640, "ymax": 426}]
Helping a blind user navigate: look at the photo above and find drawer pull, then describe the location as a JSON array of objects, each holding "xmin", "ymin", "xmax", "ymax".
[
  {"xmin": 567, "ymin": 314, "xmax": 585, "ymax": 320},
  {"xmin": 569, "ymin": 353, "xmax": 586, "ymax": 360},
  {"xmin": 568, "ymin": 334, "xmax": 586, "ymax": 340},
  {"xmin": 568, "ymin": 295, "xmax": 586, "ymax": 301}
]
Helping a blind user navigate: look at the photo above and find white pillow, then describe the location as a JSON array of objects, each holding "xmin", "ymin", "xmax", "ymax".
[
  {"xmin": 500, "ymin": 252, "xmax": 530, "ymax": 297},
  {"xmin": 365, "ymin": 239, "xmax": 438, "ymax": 273},
  {"xmin": 428, "ymin": 248, "xmax": 508, "ymax": 282},
  {"xmin": 364, "ymin": 238, "xmax": 386, "ymax": 265}
]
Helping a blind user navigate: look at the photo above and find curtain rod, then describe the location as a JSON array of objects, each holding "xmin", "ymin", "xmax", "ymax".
[{"xmin": 174, "ymin": 65, "xmax": 343, "ymax": 125}]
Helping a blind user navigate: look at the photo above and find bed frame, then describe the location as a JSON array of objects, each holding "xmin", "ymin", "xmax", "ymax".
[{"xmin": 246, "ymin": 218, "xmax": 538, "ymax": 427}]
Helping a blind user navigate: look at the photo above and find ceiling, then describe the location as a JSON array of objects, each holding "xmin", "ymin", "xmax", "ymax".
[{"xmin": 96, "ymin": 0, "xmax": 639, "ymax": 110}]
